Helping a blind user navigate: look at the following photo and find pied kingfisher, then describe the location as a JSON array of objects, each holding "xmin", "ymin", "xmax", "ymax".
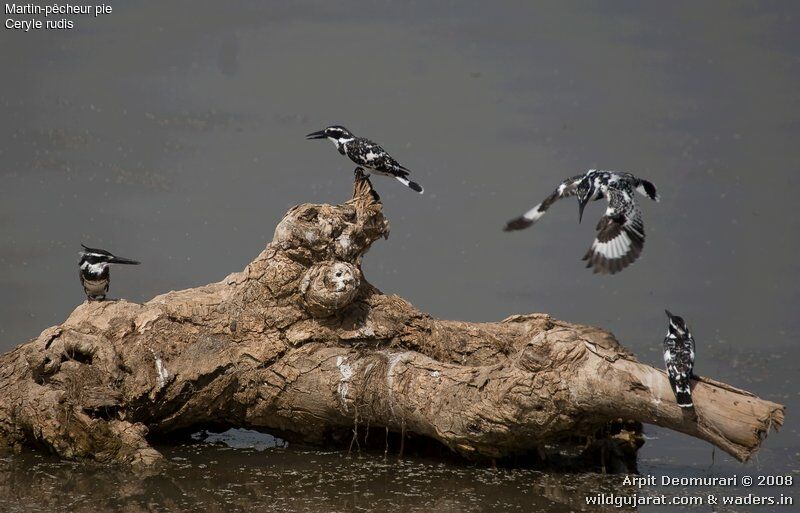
[
  {"xmin": 306, "ymin": 125, "xmax": 424, "ymax": 194},
  {"xmin": 78, "ymin": 244, "xmax": 140, "ymax": 301},
  {"xmin": 504, "ymin": 169, "xmax": 659, "ymax": 274},
  {"xmin": 663, "ymin": 310, "xmax": 696, "ymax": 408}
]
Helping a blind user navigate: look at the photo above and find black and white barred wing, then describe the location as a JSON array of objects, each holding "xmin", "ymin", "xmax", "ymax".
[
  {"xmin": 504, "ymin": 175, "xmax": 584, "ymax": 231},
  {"xmin": 348, "ymin": 138, "xmax": 423, "ymax": 193},
  {"xmin": 663, "ymin": 335, "xmax": 695, "ymax": 408},
  {"xmin": 582, "ymin": 190, "xmax": 645, "ymax": 274},
  {"xmin": 351, "ymin": 139, "xmax": 405, "ymax": 175}
]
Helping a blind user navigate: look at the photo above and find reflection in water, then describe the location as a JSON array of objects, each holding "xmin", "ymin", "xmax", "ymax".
[
  {"xmin": 0, "ymin": 435, "xmax": 610, "ymax": 513},
  {"xmin": 1, "ymin": 429, "xmax": 786, "ymax": 512}
]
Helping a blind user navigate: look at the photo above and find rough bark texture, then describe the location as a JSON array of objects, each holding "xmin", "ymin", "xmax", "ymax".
[{"xmin": 0, "ymin": 171, "xmax": 784, "ymax": 469}]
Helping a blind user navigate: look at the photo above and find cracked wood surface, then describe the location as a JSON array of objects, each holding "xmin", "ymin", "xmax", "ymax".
[{"xmin": 0, "ymin": 171, "xmax": 784, "ymax": 466}]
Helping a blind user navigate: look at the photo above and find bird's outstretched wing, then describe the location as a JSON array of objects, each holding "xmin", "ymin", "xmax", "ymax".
[
  {"xmin": 504, "ymin": 175, "xmax": 584, "ymax": 231},
  {"xmin": 582, "ymin": 189, "xmax": 645, "ymax": 274}
]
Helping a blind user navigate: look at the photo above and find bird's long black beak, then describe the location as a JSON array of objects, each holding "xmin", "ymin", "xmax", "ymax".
[
  {"xmin": 578, "ymin": 198, "xmax": 588, "ymax": 223},
  {"xmin": 109, "ymin": 256, "xmax": 140, "ymax": 265},
  {"xmin": 665, "ymin": 309, "xmax": 674, "ymax": 319},
  {"xmin": 305, "ymin": 130, "xmax": 327, "ymax": 140}
]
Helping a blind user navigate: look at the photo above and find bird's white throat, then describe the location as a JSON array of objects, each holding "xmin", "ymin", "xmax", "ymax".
[{"xmin": 81, "ymin": 261, "xmax": 108, "ymax": 275}]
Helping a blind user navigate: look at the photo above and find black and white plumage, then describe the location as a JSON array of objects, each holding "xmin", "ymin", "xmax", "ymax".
[
  {"xmin": 78, "ymin": 244, "xmax": 140, "ymax": 301},
  {"xmin": 663, "ymin": 310, "xmax": 696, "ymax": 409},
  {"xmin": 306, "ymin": 125, "xmax": 424, "ymax": 194},
  {"xmin": 504, "ymin": 169, "xmax": 659, "ymax": 274}
]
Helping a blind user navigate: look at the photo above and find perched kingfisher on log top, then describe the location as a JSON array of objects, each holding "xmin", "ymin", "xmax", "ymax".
[
  {"xmin": 504, "ymin": 169, "xmax": 659, "ymax": 274},
  {"xmin": 78, "ymin": 244, "xmax": 140, "ymax": 301},
  {"xmin": 306, "ymin": 125, "xmax": 424, "ymax": 194},
  {"xmin": 663, "ymin": 310, "xmax": 696, "ymax": 409}
]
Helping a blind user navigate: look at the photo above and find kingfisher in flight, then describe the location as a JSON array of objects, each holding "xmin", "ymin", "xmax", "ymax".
[
  {"xmin": 78, "ymin": 244, "xmax": 140, "ymax": 301},
  {"xmin": 306, "ymin": 125, "xmax": 424, "ymax": 194},
  {"xmin": 663, "ymin": 310, "xmax": 696, "ymax": 409},
  {"xmin": 504, "ymin": 169, "xmax": 659, "ymax": 274}
]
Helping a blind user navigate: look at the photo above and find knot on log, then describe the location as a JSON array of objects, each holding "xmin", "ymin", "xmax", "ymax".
[{"xmin": 299, "ymin": 262, "xmax": 361, "ymax": 317}]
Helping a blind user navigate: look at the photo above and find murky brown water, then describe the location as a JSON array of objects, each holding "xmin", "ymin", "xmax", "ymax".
[{"xmin": 1, "ymin": 1, "xmax": 798, "ymax": 511}]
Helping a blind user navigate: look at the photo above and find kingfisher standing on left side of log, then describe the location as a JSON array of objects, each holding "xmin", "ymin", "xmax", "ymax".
[
  {"xmin": 662, "ymin": 310, "xmax": 696, "ymax": 409},
  {"xmin": 306, "ymin": 125, "xmax": 424, "ymax": 194},
  {"xmin": 504, "ymin": 169, "xmax": 659, "ymax": 274},
  {"xmin": 78, "ymin": 244, "xmax": 140, "ymax": 301}
]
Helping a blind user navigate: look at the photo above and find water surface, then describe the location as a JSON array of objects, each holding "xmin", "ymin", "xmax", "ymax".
[{"xmin": 1, "ymin": 1, "xmax": 798, "ymax": 511}]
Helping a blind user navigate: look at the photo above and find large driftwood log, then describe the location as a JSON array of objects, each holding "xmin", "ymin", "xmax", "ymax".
[{"xmin": 0, "ymin": 171, "xmax": 784, "ymax": 468}]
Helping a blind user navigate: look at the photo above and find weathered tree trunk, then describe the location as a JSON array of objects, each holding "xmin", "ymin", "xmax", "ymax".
[{"xmin": 0, "ymin": 171, "xmax": 784, "ymax": 469}]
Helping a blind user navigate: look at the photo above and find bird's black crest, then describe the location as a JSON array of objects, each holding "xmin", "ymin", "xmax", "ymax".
[
  {"xmin": 641, "ymin": 180, "xmax": 658, "ymax": 201},
  {"xmin": 80, "ymin": 244, "xmax": 112, "ymax": 256},
  {"xmin": 665, "ymin": 309, "xmax": 688, "ymax": 330}
]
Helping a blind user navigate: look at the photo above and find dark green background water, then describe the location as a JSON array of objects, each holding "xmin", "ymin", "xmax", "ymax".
[{"xmin": 1, "ymin": 1, "xmax": 797, "ymax": 511}]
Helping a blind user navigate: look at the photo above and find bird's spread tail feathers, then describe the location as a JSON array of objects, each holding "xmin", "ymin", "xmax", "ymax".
[{"xmin": 395, "ymin": 176, "xmax": 424, "ymax": 194}]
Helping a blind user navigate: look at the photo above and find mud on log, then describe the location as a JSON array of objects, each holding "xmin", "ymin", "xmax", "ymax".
[{"xmin": 0, "ymin": 171, "xmax": 784, "ymax": 469}]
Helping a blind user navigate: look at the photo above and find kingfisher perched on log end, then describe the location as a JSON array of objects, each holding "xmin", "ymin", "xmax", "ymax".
[
  {"xmin": 504, "ymin": 169, "xmax": 659, "ymax": 274},
  {"xmin": 306, "ymin": 125, "xmax": 424, "ymax": 194},
  {"xmin": 78, "ymin": 244, "xmax": 140, "ymax": 301},
  {"xmin": 663, "ymin": 310, "xmax": 696, "ymax": 409}
]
